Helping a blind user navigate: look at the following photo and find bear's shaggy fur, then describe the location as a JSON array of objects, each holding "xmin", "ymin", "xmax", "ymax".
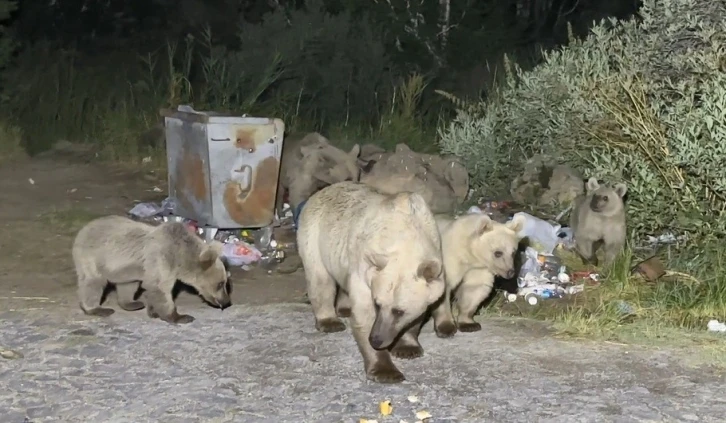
[
  {"xmin": 296, "ymin": 181, "xmax": 445, "ymax": 384},
  {"xmin": 432, "ymin": 213, "xmax": 526, "ymax": 333},
  {"xmin": 72, "ymin": 216, "xmax": 231, "ymax": 324},
  {"xmin": 570, "ymin": 177, "xmax": 628, "ymax": 266},
  {"xmin": 276, "ymin": 132, "xmax": 361, "ymax": 219}
]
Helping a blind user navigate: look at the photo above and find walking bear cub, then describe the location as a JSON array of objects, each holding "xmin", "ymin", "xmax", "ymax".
[
  {"xmin": 432, "ymin": 213, "xmax": 526, "ymax": 334},
  {"xmin": 72, "ymin": 215, "xmax": 231, "ymax": 324}
]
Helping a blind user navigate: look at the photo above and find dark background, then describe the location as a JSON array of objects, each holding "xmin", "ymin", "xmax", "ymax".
[{"xmin": 0, "ymin": 0, "xmax": 642, "ymax": 155}]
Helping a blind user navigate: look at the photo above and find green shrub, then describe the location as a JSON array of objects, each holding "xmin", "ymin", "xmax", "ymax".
[{"xmin": 438, "ymin": 0, "xmax": 726, "ymax": 241}]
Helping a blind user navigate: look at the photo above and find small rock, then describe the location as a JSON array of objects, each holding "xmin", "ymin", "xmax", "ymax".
[
  {"xmin": 0, "ymin": 347, "xmax": 23, "ymax": 359},
  {"xmin": 69, "ymin": 328, "xmax": 95, "ymax": 336}
]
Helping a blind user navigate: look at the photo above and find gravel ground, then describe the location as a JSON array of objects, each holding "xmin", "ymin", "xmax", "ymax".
[{"xmin": 1, "ymin": 303, "xmax": 725, "ymax": 423}]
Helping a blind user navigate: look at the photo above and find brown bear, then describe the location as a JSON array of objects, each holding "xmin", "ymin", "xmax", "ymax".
[
  {"xmin": 72, "ymin": 215, "xmax": 231, "ymax": 324},
  {"xmin": 296, "ymin": 181, "xmax": 445, "ymax": 384}
]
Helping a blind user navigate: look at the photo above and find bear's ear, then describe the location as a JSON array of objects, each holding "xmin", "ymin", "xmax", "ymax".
[
  {"xmin": 365, "ymin": 252, "xmax": 388, "ymax": 271},
  {"xmin": 417, "ymin": 260, "xmax": 442, "ymax": 283},
  {"xmin": 472, "ymin": 213, "xmax": 494, "ymax": 236},
  {"xmin": 207, "ymin": 240, "xmax": 225, "ymax": 256},
  {"xmin": 348, "ymin": 143, "xmax": 361, "ymax": 158},
  {"xmin": 586, "ymin": 177, "xmax": 600, "ymax": 192},
  {"xmin": 198, "ymin": 246, "xmax": 219, "ymax": 271},
  {"xmin": 391, "ymin": 191, "xmax": 429, "ymax": 216},
  {"xmin": 505, "ymin": 213, "xmax": 527, "ymax": 234},
  {"xmin": 614, "ymin": 182, "xmax": 628, "ymax": 198}
]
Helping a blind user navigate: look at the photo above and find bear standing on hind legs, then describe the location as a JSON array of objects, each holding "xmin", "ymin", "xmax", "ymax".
[
  {"xmin": 570, "ymin": 177, "xmax": 628, "ymax": 266},
  {"xmin": 296, "ymin": 181, "xmax": 446, "ymax": 384},
  {"xmin": 72, "ymin": 215, "xmax": 231, "ymax": 324}
]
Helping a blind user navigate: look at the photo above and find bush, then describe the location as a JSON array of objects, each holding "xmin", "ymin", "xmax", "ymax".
[{"xmin": 438, "ymin": 0, "xmax": 726, "ymax": 241}]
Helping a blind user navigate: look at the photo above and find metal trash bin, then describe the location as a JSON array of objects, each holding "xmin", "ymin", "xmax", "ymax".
[{"xmin": 161, "ymin": 105, "xmax": 285, "ymax": 229}]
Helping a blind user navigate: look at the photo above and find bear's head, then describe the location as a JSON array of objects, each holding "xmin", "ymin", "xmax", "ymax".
[
  {"xmin": 190, "ymin": 240, "xmax": 232, "ymax": 310},
  {"xmin": 586, "ymin": 177, "xmax": 627, "ymax": 216},
  {"xmin": 300, "ymin": 142, "xmax": 362, "ymax": 185},
  {"xmin": 465, "ymin": 213, "xmax": 526, "ymax": 279},
  {"xmin": 363, "ymin": 192, "xmax": 446, "ymax": 350}
]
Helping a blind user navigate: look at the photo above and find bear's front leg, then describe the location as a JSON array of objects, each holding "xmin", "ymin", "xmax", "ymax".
[
  {"xmin": 602, "ymin": 231, "xmax": 625, "ymax": 266},
  {"xmin": 144, "ymin": 286, "xmax": 195, "ymax": 324},
  {"xmin": 431, "ymin": 287, "xmax": 457, "ymax": 338},
  {"xmin": 390, "ymin": 317, "xmax": 425, "ymax": 359},
  {"xmin": 349, "ymin": 279, "xmax": 404, "ymax": 383},
  {"xmin": 575, "ymin": 238, "xmax": 598, "ymax": 266},
  {"xmin": 454, "ymin": 269, "xmax": 494, "ymax": 332}
]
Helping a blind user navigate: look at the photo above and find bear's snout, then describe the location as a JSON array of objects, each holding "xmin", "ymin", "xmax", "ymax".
[
  {"xmin": 219, "ymin": 298, "xmax": 232, "ymax": 310},
  {"xmin": 505, "ymin": 269, "xmax": 516, "ymax": 279},
  {"xmin": 369, "ymin": 333, "xmax": 385, "ymax": 349}
]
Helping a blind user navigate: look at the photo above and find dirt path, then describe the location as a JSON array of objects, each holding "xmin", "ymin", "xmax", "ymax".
[{"xmin": 1, "ymin": 158, "xmax": 725, "ymax": 422}]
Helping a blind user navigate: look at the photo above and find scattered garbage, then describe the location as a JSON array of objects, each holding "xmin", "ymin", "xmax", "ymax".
[
  {"xmin": 415, "ymin": 410, "xmax": 433, "ymax": 421},
  {"xmin": 379, "ymin": 400, "xmax": 393, "ymax": 416},
  {"xmin": 555, "ymin": 227, "xmax": 575, "ymax": 249},
  {"xmin": 509, "ymin": 238, "xmax": 598, "ymax": 305},
  {"xmin": 126, "ymin": 196, "xmax": 296, "ymax": 271},
  {"xmin": 631, "ymin": 256, "xmax": 666, "ymax": 282},
  {"xmin": 513, "ymin": 212, "xmax": 561, "ymax": 254},
  {"xmin": 707, "ymin": 320, "xmax": 726, "ymax": 333},
  {"xmin": 645, "ymin": 232, "xmax": 688, "ymax": 246},
  {"xmin": 360, "ymin": 398, "xmax": 430, "ymax": 423},
  {"xmin": 128, "ymin": 197, "xmax": 177, "ymax": 219},
  {"xmin": 613, "ymin": 300, "xmax": 636, "ymax": 317},
  {"xmin": 221, "ymin": 241, "xmax": 263, "ymax": 266}
]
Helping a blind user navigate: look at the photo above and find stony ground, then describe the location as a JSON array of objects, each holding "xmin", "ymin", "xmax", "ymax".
[{"xmin": 1, "ymin": 156, "xmax": 725, "ymax": 423}]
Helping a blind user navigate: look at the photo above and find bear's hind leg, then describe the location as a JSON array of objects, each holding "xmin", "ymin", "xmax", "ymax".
[
  {"xmin": 116, "ymin": 282, "xmax": 145, "ymax": 311},
  {"xmin": 335, "ymin": 288, "xmax": 352, "ymax": 318},
  {"xmin": 78, "ymin": 274, "xmax": 115, "ymax": 317},
  {"xmin": 306, "ymin": 267, "xmax": 346, "ymax": 333}
]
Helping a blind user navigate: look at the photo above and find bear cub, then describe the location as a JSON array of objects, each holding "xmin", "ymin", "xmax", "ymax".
[
  {"xmin": 570, "ymin": 177, "xmax": 628, "ymax": 266},
  {"xmin": 72, "ymin": 215, "xmax": 231, "ymax": 324}
]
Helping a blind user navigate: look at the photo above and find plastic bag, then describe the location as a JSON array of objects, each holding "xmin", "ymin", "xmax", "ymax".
[
  {"xmin": 128, "ymin": 202, "xmax": 164, "ymax": 218},
  {"xmin": 128, "ymin": 196, "xmax": 176, "ymax": 219},
  {"xmin": 512, "ymin": 212, "xmax": 561, "ymax": 254},
  {"xmin": 517, "ymin": 247, "xmax": 541, "ymax": 287},
  {"xmin": 222, "ymin": 241, "xmax": 263, "ymax": 266}
]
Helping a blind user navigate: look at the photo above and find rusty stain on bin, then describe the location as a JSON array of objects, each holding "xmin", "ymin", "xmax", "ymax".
[
  {"xmin": 223, "ymin": 156, "xmax": 279, "ymax": 226},
  {"xmin": 174, "ymin": 149, "xmax": 208, "ymax": 211},
  {"xmin": 235, "ymin": 127, "xmax": 259, "ymax": 152}
]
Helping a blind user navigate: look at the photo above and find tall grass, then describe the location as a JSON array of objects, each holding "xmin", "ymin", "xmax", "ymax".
[{"xmin": 0, "ymin": 23, "xmax": 441, "ymax": 163}]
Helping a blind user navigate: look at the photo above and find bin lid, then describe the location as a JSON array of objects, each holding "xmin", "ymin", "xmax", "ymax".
[{"xmin": 160, "ymin": 105, "xmax": 279, "ymax": 126}]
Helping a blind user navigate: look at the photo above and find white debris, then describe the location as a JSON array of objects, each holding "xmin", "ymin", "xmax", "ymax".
[{"xmin": 707, "ymin": 320, "xmax": 726, "ymax": 333}]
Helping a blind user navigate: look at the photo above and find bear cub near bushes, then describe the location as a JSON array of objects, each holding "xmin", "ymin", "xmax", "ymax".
[{"xmin": 570, "ymin": 177, "xmax": 628, "ymax": 266}]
